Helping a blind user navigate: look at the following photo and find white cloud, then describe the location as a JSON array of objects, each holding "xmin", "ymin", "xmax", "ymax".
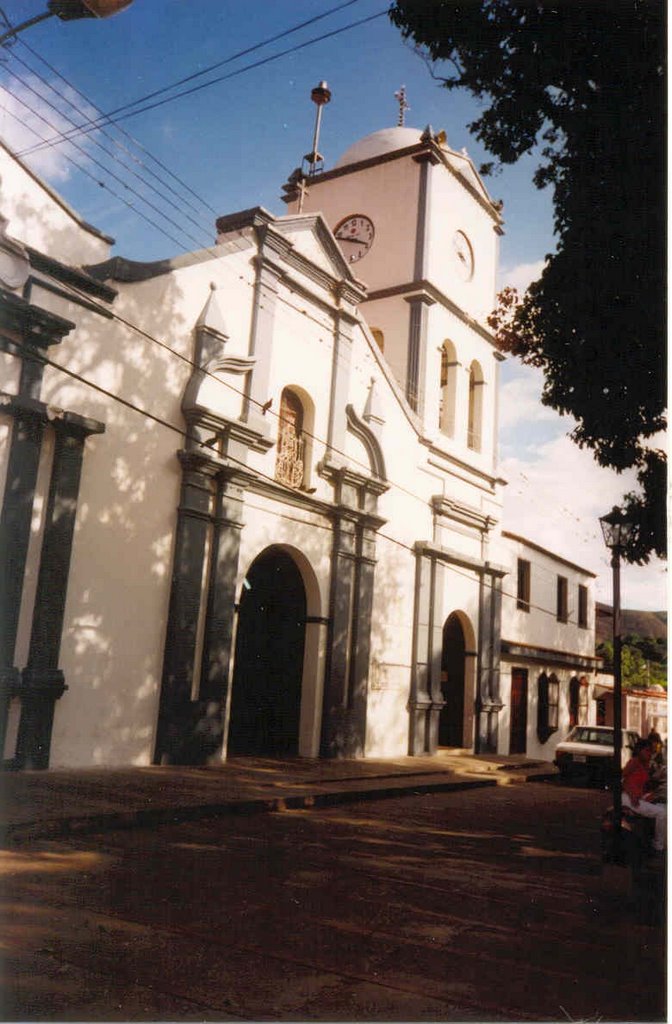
[
  {"xmin": 498, "ymin": 364, "xmax": 560, "ymax": 434},
  {"xmin": 500, "ymin": 434, "xmax": 667, "ymax": 611},
  {"xmin": 0, "ymin": 75, "xmax": 98, "ymax": 182},
  {"xmin": 498, "ymin": 257, "xmax": 546, "ymax": 294}
]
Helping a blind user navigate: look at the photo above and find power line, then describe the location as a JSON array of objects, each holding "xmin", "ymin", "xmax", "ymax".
[
  {"xmin": 0, "ymin": 15, "xmax": 606, "ymax": 607},
  {"xmin": 14, "ymin": 36, "xmax": 218, "ymax": 219},
  {"xmin": 2, "ymin": 58, "xmax": 215, "ymax": 244},
  {"xmin": 7, "ymin": 98, "xmax": 603, "ymax": 595},
  {"xmin": 16, "ymin": 8, "xmax": 388, "ymax": 154},
  {"xmin": 12, "ymin": 332, "xmax": 594, "ymax": 627},
  {"xmin": 0, "ymin": 98, "xmax": 204, "ymax": 252}
]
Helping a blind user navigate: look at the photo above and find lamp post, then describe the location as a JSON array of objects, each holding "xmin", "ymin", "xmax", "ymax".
[
  {"xmin": 0, "ymin": 0, "xmax": 133, "ymax": 47},
  {"xmin": 599, "ymin": 505, "xmax": 636, "ymax": 859}
]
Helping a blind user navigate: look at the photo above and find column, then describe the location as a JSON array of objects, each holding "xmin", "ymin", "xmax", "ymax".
[
  {"xmin": 244, "ymin": 256, "xmax": 282, "ymax": 434},
  {"xmin": 0, "ymin": 411, "xmax": 44, "ymax": 755},
  {"xmin": 326, "ymin": 312, "xmax": 354, "ymax": 460},
  {"xmin": 153, "ymin": 452, "xmax": 215, "ymax": 764},
  {"xmin": 427, "ymin": 559, "xmax": 446, "ymax": 753},
  {"xmin": 321, "ymin": 514, "xmax": 357, "ymax": 757},
  {"xmin": 475, "ymin": 567, "xmax": 504, "ymax": 753},
  {"xmin": 16, "ymin": 417, "xmax": 103, "ymax": 769},
  {"xmin": 405, "ymin": 295, "xmax": 433, "ymax": 417},
  {"xmin": 348, "ymin": 524, "xmax": 377, "ymax": 745},
  {"xmin": 409, "ymin": 549, "xmax": 434, "ymax": 754},
  {"xmin": 199, "ymin": 476, "xmax": 244, "ymax": 704}
]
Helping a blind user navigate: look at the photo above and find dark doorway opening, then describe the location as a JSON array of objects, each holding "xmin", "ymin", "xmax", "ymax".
[
  {"xmin": 228, "ymin": 548, "xmax": 306, "ymax": 756},
  {"xmin": 439, "ymin": 613, "xmax": 466, "ymax": 747},
  {"xmin": 509, "ymin": 668, "xmax": 528, "ymax": 754}
]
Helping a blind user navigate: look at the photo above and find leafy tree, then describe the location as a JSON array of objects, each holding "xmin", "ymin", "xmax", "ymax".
[
  {"xmin": 390, "ymin": 0, "xmax": 666, "ymax": 562},
  {"xmin": 597, "ymin": 638, "xmax": 667, "ymax": 690}
]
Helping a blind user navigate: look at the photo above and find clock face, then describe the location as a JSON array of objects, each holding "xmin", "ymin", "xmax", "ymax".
[
  {"xmin": 334, "ymin": 214, "xmax": 375, "ymax": 263},
  {"xmin": 452, "ymin": 230, "xmax": 474, "ymax": 280}
]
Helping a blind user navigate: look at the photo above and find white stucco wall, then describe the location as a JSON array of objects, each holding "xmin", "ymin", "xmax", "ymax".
[
  {"xmin": 2, "ymin": 137, "xmax": 510, "ymax": 768},
  {"xmin": 0, "ymin": 143, "xmax": 111, "ymax": 266}
]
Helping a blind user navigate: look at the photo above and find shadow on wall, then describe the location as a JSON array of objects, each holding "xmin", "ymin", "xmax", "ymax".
[{"xmin": 8, "ymin": 207, "xmax": 198, "ymax": 766}]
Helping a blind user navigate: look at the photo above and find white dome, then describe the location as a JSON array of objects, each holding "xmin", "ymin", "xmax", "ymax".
[{"xmin": 335, "ymin": 127, "xmax": 426, "ymax": 168}]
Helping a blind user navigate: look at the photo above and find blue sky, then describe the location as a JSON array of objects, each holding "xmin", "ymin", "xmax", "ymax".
[{"xmin": 2, "ymin": 0, "xmax": 666, "ymax": 610}]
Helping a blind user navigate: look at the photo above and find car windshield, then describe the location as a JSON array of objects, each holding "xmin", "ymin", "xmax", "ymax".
[{"xmin": 566, "ymin": 727, "xmax": 613, "ymax": 746}]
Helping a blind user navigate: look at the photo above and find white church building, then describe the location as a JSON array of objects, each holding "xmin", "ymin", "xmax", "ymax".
[{"xmin": 0, "ymin": 113, "xmax": 602, "ymax": 770}]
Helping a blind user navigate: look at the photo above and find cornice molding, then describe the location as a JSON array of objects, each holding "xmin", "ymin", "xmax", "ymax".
[
  {"xmin": 431, "ymin": 495, "xmax": 497, "ymax": 534},
  {"xmin": 0, "ymin": 390, "xmax": 105, "ymax": 437},
  {"xmin": 500, "ymin": 640, "xmax": 599, "ymax": 670},
  {"xmin": 414, "ymin": 539, "xmax": 507, "ymax": 578},
  {"xmin": 363, "ymin": 279, "xmax": 500, "ymax": 349},
  {"xmin": 0, "ymin": 287, "xmax": 74, "ymax": 348},
  {"xmin": 26, "ymin": 247, "xmax": 117, "ymax": 303}
]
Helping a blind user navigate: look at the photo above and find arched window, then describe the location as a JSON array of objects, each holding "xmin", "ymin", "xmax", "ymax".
[
  {"xmin": 439, "ymin": 341, "xmax": 458, "ymax": 436},
  {"xmin": 467, "ymin": 360, "xmax": 484, "ymax": 451},
  {"xmin": 370, "ymin": 328, "xmax": 384, "ymax": 353},
  {"xmin": 537, "ymin": 672, "xmax": 559, "ymax": 743},
  {"xmin": 276, "ymin": 388, "xmax": 305, "ymax": 489}
]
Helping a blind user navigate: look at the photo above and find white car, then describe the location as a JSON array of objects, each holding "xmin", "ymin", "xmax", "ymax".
[{"xmin": 554, "ymin": 726, "xmax": 640, "ymax": 786}]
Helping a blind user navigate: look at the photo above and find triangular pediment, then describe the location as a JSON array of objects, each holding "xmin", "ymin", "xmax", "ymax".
[
  {"xmin": 274, "ymin": 213, "xmax": 358, "ymax": 283},
  {"xmin": 443, "ymin": 148, "xmax": 495, "ymax": 206}
]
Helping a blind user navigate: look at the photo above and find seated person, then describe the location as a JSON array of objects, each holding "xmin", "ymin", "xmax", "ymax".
[{"xmin": 622, "ymin": 739, "xmax": 666, "ymax": 854}]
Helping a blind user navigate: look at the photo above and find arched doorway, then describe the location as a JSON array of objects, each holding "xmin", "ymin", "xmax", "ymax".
[
  {"xmin": 228, "ymin": 548, "xmax": 306, "ymax": 756},
  {"xmin": 439, "ymin": 613, "xmax": 466, "ymax": 747}
]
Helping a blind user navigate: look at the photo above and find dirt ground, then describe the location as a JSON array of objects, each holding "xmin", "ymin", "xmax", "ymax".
[{"xmin": 1, "ymin": 780, "xmax": 666, "ymax": 1021}]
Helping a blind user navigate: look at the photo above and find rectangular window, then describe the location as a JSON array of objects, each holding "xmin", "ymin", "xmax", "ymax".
[
  {"xmin": 517, "ymin": 559, "xmax": 530, "ymax": 612},
  {"xmin": 556, "ymin": 575, "xmax": 568, "ymax": 623},
  {"xmin": 578, "ymin": 584, "xmax": 588, "ymax": 628}
]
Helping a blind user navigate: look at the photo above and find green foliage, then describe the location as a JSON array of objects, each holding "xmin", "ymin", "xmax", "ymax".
[
  {"xmin": 390, "ymin": 0, "xmax": 666, "ymax": 562},
  {"xmin": 597, "ymin": 634, "xmax": 667, "ymax": 690}
]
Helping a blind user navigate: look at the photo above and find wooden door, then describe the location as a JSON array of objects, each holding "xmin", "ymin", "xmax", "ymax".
[{"xmin": 509, "ymin": 668, "xmax": 528, "ymax": 755}]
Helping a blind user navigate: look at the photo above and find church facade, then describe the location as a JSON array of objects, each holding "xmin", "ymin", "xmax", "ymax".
[{"xmin": 0, "ymin": 123, "xmax": 600, "ymax": 770}]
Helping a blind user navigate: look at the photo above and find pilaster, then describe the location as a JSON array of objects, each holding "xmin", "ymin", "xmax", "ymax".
[
  {"xmin": 244, "ymin": 253, "xmax": 282, "ymax": 435},
  {"xmin": 475, "ymin": 566, "xmax": 504, "ymax": 753},
  {"xmin": 16, "ymin": 416, "xmax": 104, "ymax": 769},
  {"xmin": 154, "ymin": 451, "xmax": 217, "ymax": 764},
  {"xmin": 404, "ymin": 293, "xmax": 434, "ymax": 417},
  {"xmin": 319, "ymin": 465, "xmax": 387, "ymax": 759}
]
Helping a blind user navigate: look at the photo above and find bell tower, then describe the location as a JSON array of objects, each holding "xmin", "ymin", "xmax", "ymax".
[{"xmin": 281, "ymin": 90, "xmax": 505, "ymax": 476}]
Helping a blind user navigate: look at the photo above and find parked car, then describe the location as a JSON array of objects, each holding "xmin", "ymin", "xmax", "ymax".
[{"xmin": 554, "ymin": 726, "xmax": 640, "ymax": 786}]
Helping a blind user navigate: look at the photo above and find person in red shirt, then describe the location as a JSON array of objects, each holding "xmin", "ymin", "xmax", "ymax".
[{"xmin": 622, "ymin": 739, "xmax": 666, "ymax": 853}]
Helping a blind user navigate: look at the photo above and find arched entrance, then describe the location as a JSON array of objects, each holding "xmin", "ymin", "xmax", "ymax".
[
  {"xmin": 439, "ymin": 612, "xmax": 466, "ymax": 747},
  {"xmin": 228, "ymin": 548, "xmax": 306, "ymax": 756}
]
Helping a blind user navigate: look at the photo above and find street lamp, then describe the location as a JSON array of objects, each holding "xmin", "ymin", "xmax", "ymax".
[
  {"xmin": 599, "ymin": 505, "xmax": 637, "ymax": 859},
  {"xmin": 0, "ymin": 1, "xmax": 133, "ymax": 47}
]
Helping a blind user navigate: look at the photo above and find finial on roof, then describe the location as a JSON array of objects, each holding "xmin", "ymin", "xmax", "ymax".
[
  {"xmin": 420, "ymin": 124, "xmax": 434, "ymax": 143},
  {"xmin": 394, "ymin": 85, "xmax": 410, "ymax": 127},
  {"xmin": 302, "ymin": 80, "xmax": 331, "ymax": 178}
]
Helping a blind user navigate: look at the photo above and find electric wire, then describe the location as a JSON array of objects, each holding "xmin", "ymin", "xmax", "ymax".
[
  {"xmin": 8, "ymin": 41, "xmax": 217, "ymax": 222},
  {"xmin": 16, "ymin": 0, "xmax": 369, "ymax": 159},
  {"xmin": 16, "ymin": 8, "xmax": 389, "ymax": 154},
  {"xmin": 0, "ymin": 104, "xmax": 199, "ymax": 252},
  {"xmin": 47, "ymin": 242, "xmax": 606, "ymax": 607},
  {"xmin": 6, "ymin": 334, "xmax": 597, "ymax": 630},
  {"xmin": 0, "ymin": 71, "xmax": 213, "ymax": 250},
  {"xmin": 0, "ymin": 18, "xmax": 610, "ymax": 607}
]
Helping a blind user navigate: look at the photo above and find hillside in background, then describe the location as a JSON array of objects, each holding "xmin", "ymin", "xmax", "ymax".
[{"xmin": 595, "ymin": 604, "xmax": 667, "ymax": 646}]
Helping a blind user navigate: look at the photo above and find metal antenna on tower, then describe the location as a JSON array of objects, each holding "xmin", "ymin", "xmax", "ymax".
[
  {"xmin": 394, "ymin": 85, "xmax": 410, "ymax": 127},
  {"xmin": 302, "ymin": 81, "xmax": 331, "ymax": 178}
]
